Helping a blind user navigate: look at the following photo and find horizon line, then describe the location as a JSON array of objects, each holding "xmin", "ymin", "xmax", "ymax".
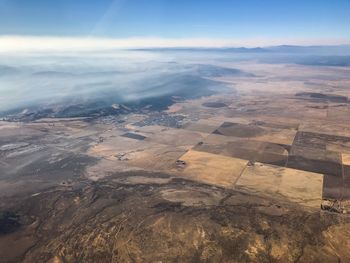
[{"xmin": 1, "ymin": 35, "xmax": 350, "ymax": 52}]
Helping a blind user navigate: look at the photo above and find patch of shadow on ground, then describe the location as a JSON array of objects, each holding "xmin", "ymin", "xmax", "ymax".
[{"xmin": 202, "ymin": 102, "xmax": 228, "ymax": 108}]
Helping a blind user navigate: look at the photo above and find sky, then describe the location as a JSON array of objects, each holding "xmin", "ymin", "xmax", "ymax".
[{"xmin": 0, "ymin": 0, "xmax": 350, "ymax": 49}]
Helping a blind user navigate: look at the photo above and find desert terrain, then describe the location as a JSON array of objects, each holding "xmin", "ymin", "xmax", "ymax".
[{"xmin": 1, "ymin": 57, "xmax": 350, "ymax": 262}]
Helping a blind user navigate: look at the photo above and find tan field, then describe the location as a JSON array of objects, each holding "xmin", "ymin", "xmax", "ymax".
[
  {"xmin": 173, "ymin": 150, "xmax": 248, "ymax": 187},
  {"xmin": 236, "ymin": 162, "xmax": 323, "ymax": 209}
]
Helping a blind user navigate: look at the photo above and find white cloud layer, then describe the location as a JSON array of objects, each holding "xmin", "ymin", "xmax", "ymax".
[{"xmin": 1, "ymin": 36, "xmax": 350, "ymax": 52}]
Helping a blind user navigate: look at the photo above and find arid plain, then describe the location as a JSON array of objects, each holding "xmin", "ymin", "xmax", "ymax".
[{"xmin": 1, "ymin": 61, "xmax": 350, "ymax": 262}]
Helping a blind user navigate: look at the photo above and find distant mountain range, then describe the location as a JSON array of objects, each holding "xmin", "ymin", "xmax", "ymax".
[{"xmin": 133, "ymin": 45, "xmax": 350, "ymax": 55}]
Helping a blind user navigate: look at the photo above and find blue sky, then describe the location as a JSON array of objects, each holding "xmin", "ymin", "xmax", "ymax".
[
  {"xmin": 0, "ymin": 0, "xmax": 350, "ymax": 50},
  {"xmin": 0, "ymin": 0, "xmax": 350, "ymax": 40}
]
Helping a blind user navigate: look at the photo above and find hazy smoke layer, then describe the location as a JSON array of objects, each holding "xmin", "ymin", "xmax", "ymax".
[
  {"xmin": 0, "ymin": 50, "xmax": 246, "ymax": 117},
  {"xmin": 1, "ymin": 47, "xmax": 349, "ymax": 118}
]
